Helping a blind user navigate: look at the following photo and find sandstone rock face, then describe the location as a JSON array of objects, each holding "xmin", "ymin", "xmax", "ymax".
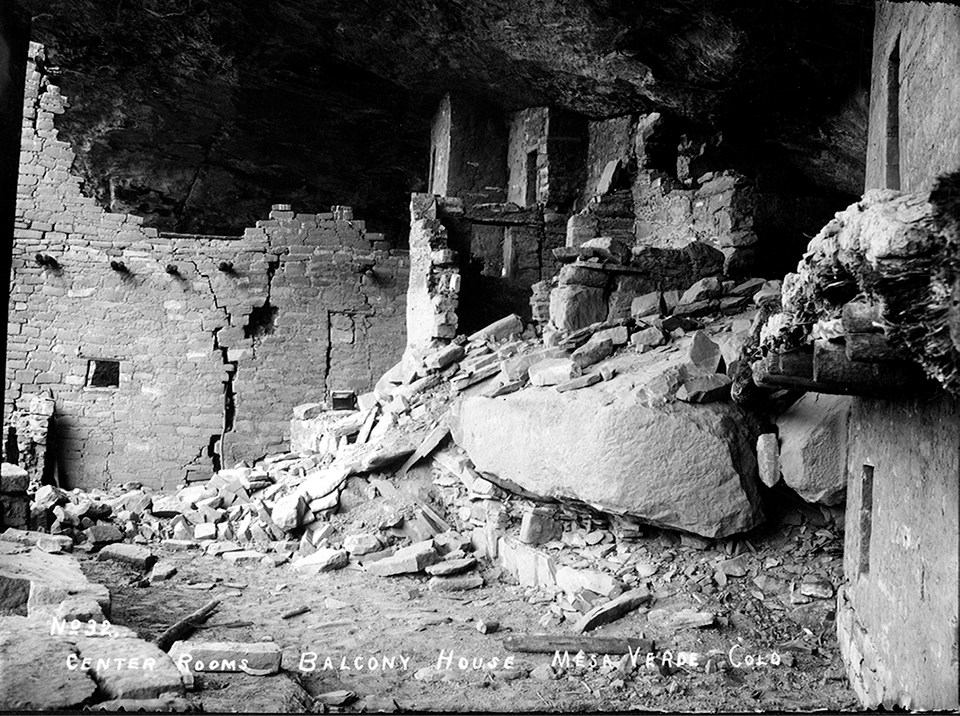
[
  {"xmin": 452, "ymin": 385, "xmax": 763, "ymax": 538},
  {"xmin": 776, "ymin": 393, "xmax": 853, "ymax": 505},
  {"xmin": 549, "ymin": 285, "xmax": 607, "ymax": 333}
]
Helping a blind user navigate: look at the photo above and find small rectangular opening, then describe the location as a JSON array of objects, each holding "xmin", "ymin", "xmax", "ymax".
[
  {"xmin": 858, "ymin": 463, "xmax": 874, "ymax": 576},
  {"xmin": 525, "ymin": 150, "xmax": 539, "ymax": 207},
  {"xmin": 885, "ymin": 37, "xmax": 901, "ymax": 191},
  {"xmin": 86, "ymin": 359, "xmax": 120, "ymax": 389},
  {"xmin": 428, "ymin": 146, "xmax": 438, "ymax": 194},
  {"xmin": 331, "ymin": 390, "xmax": 357, "ymax": 411}
]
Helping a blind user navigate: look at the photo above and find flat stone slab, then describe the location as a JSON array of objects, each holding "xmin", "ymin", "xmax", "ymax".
[
  {"xmin": 74, "ymin": 635, "xmax": 183, "ymax": 700},
  {"xmin": 1, "ymin": 528, "xmax": 73, "ymax": 551},
  {"xmin": 425, "ymin": 557, "xmax": 477, "ymax": 577},
  {"xmin": 169, "ymin": 641, "xmax": 282, "ymax": 674},
  {"xmin": 0, "ymin": 616, "xmax": 98, "ymax": 710},
  {"xmin": 290, "ymin": 548, "xmax": 348, "ymax": 573},
  {"xmin": 97, "ymin": 543, "xmax": 156, "ymax": 570},
  {"xmin": 221, "ymin": 550, "xmax": 266, "ymax": 564},
  {"xmin": 427, "ymin": 574, "xmax": 484, "ymax": 592},
  {"xmin": 574, "ymin": 588, "xmax": 651, "ymax": 633},
  {"xmin": 776, "ymin": 392, "xmax": 852, "ymax": 505},
  {"xmin": 0, "ymin": 544, "xmax": 110, "ymax": 617},
  {"xmin": 366, "ymin": 539, "xmax": 438, "ymax": 576}
]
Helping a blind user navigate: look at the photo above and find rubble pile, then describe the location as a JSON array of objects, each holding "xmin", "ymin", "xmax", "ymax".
[
  {"xmin": 424, "ymin": 442, "xmax": 842, "ymax": 634},
  {"xmin": 5, "ymin": 260, "xmax": 785, "ymax": 569}
]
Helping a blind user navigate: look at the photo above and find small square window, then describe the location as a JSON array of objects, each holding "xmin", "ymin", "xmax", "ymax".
[{"xmin": 86, "ymin": 359, "xmax": 120, "ymax": 388}]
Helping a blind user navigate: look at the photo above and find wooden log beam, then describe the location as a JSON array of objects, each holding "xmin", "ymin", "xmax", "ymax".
[
  {"xmin": 813, "ymin": 340, "xmax": 932, "ymax": 395},
  {"xmin": 154, "ymin": 599, "xmax": 220, "ymax": 652}
]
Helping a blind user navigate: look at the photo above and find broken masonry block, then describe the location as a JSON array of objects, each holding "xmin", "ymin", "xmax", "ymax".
[
  {"xmin": 689, "ymin": 330, "xmax": 724, "ymax": 373},
  {"xmin": 631, "ymin": 292, "xmax": 662, "ymax": 319},
  {"xmin": 680, "ymin": 276, "xmax": 723, "ymax": 305},
  {"xmin": 528, "ymin": 358, "xmax": 581, "ymax": 387},
  {"xmin": 571, "ymin": 338, "xmax": 614, "ymax": 369},
  {"xmin": 591, "ymin": 325, "xmax": 629, "ymax": 346},
  {"xmin": 467, "ymin": 314, "xmax": 524, "ymax": 343},
  {"xmin": 427, "ymin": 574, "xmax": 483, "ymax": 592},
  {"xmin": 675, "ymin": 373, "xmax": 732, "ymax": 403},
  {"xmin": 97, "ymin": 543, "xmax": 156, "ymax": 571},
  {"xmin": 425, "ymin": 557, "xmax": 477, "ymax": 577},
  {"xmin": 519, "ymin": 508, "xmax": 562, "ymax": 545},
  {"xmin": 365, "ymin": 539, "xmax": 438, "ymax": 576},
  {"xmin": 555, "ymin": 373, "xmax": 602, "ymax": 393}
]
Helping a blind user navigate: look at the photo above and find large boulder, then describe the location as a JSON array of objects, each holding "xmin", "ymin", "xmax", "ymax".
[
  {"xmin": 776, "ymin": 392, "xmax": 852, "ymax": 505},
  {"xmin": 451, "ymin": 371, "xmax": 763, "ymax": 538},
  {"xmin": 549, "ymin": 285, "xmax": 607, "ymax": 333}
]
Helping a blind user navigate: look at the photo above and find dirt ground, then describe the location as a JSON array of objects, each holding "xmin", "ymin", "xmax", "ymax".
[{"xmin": 79, "ymin": 480, "xmax": 861, "ymax": 714}]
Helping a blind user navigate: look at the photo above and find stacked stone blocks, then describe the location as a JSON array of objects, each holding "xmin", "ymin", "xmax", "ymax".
[{"xmin": 5, "ymin": 43, "xmax": 409, "ymax": 490}]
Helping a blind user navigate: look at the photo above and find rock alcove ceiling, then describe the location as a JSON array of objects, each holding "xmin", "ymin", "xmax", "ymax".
[{"xmin": 21, "ymin": 0, "xmax": 877, "ymax": 239}]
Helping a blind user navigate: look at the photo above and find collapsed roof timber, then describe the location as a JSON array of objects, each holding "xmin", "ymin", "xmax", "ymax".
[{"xmin": 0, "ymin": 1, "xmax": 957, "ymax": 713}]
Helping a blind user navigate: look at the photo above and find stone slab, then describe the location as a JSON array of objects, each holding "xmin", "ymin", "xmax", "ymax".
[
  {"xmin": 777, "ymin": 392, "xmax": 852, "ymax": 505},
  {"xmin": 74, "ymin": 635, "xmax": 183, "ymax": 700},
  {"xmin": 97, "ymin": 543, "xmax": 156, "ymax": 571},
  {"xmin": 0, "ymin": 544, "xmax": 110, "ymax": 617},
  {"xmin": 290, "ymin": 548, "xmax": 348, "ymax": 573},
  {"xmin": 453, "ymin": 378, "xmax": 763, "ymax": 538},
  {"xmin": 366, "ymin": 539, "xmax": 438, "ymax": 576}
]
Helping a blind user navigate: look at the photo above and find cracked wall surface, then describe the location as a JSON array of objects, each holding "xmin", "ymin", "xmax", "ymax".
[
  {"xmin": 840, "ymin": 395, "xmax": 959, "ymax": 710},
  {"xmin": 5, "ymin": 43, "xmax": 409, "ymax": 490}
]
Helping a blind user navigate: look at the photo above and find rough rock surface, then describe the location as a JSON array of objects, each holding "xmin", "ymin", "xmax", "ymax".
[
  {"xmin": 0, "ymin": 542, "xmax": 110, "ymax": 617},
  {"xmin": 776, "ymin": 393, "xmax": 852, "ymax": 505},
  {"xmin": 0, "ymin": 616, "xmax": 98, "ymax": 710},
  {"xmin": 73, "ymin": 636, "xmax": 183, "ymax": 700},
  {"xmin": 452, "ymin": 361, "xmax": 763, "ymax": 538},
  {"xmin": 21, "ymin": 0, "xmax": 872, "ymax": 237}
]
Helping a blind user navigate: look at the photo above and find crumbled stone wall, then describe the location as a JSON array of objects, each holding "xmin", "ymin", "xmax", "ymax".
[
  {"xmin": 1, "ymin": 391, "xmax": 55, "ymax": 491},
  {"xmin": 839, "ymin": 394, "xmax": 959, "ymax": 710},
  {"xmin": 576, "ymin": 113, "xmax": 839, "ymax": 279},
  {"xmin": 5, "ymin": 44, "xmax": 408, "ymax": 490},
  {"xmin": 405, "ymin": 193, "xmax": 460, "ymax": 353},
  {"xmin": 578, "ymin": 114, "xmax": 758, "ymax": 271},
  {"xmin": 866, "ymin": 2, "xmax": 960, "ymax": 193}
]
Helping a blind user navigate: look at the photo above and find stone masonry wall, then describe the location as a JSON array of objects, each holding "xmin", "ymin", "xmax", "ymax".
[
  {"xmin": 866, "ymin": 2, "xmax": 960, "ymax": 193},
  {"xmin": 5, "ymin": 44, "xmax": 408, "ymax": 490},
  {"xmin": 405, "ymin": 193, "xmax": 460, "ymax": 354},
  {"xmin": 573, "ymin": 113, "xmax": 840, "ymax": 279},
  {"xmin": 839, "ymin": 394, "xmax": 959, "ymax": 710},
  {"xmin": 506, "ymin": 108, "xmax": 549, "ymax": 207}
]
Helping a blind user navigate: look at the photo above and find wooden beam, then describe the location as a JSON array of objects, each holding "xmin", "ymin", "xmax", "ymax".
[{"xmin": 813, "ymin": 340, "xmax": 931, "ymax": 395}]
